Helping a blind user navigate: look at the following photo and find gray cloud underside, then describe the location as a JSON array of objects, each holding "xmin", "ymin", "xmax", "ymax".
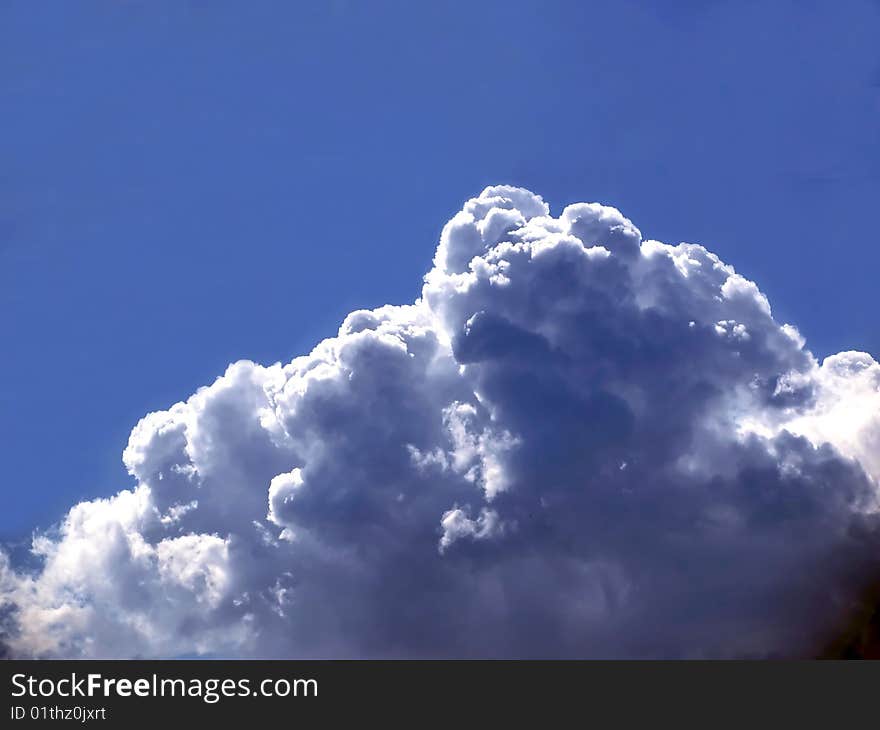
[{"xmin": 2, "ymin": 186, "xmax": 879, "ymax": 658}]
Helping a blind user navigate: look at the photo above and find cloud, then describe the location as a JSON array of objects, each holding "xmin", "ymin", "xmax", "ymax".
[{"xmin": 2, "ymin": 185, "xmax": 879, "ymax": 658}]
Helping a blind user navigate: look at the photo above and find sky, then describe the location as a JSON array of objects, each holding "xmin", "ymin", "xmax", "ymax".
[
  {"xmin": 1, "ymin": 0, "xmax": 879, "ymax": 551},
  {"xmin": 2, "ymin": 1, "xmax": 880, "ymax": 659}
]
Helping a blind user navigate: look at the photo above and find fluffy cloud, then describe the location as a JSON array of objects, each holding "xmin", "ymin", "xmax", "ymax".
[{"xmin": 2, "ymin": 186, "xmax": 879, "ymax": 658}]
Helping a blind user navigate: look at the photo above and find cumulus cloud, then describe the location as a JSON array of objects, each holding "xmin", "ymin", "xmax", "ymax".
[{"xmin": 2, "ymin": 185, "xmax": 879, "ymax": 658}]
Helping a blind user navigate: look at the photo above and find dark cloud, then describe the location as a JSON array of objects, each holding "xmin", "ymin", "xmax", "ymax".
[{"xmin": 2, "ymin": 186, "xmax": 878, "ymax": 657}]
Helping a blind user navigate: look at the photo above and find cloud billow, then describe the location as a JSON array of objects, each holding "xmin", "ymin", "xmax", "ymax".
[{"xmin": 2, "ymin": 186, "xmax": 879, "ymax": 658}]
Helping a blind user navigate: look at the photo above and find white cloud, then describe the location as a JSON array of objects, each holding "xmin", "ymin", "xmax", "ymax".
[
  {"xmin": 439, "ymin": 507, "xmax": 502, "ymax": 553},
  {"xmin": 774, "ymin": 352, "xmax": 880, "ymax": 481},
  {"xmin": 2, "ymin": 185, "xmax": 879, "ymax": 658}
]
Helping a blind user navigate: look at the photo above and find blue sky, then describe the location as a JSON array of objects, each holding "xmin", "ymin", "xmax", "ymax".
[{"xmin": 2, "ymin": 0, "xmax": 878, "ymax": 542}]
